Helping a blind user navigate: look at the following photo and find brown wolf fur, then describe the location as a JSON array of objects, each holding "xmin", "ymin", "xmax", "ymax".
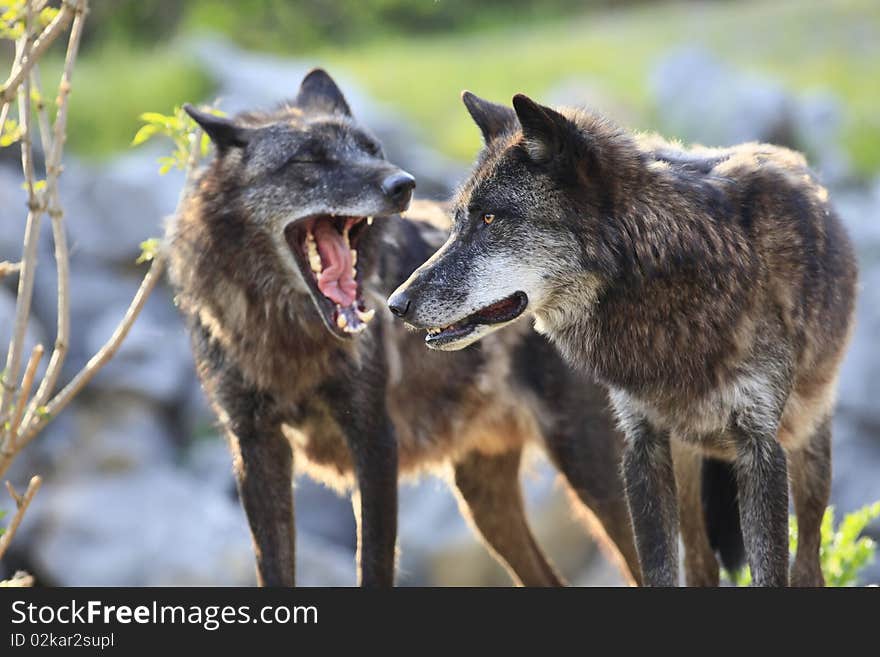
[
  {"xmin": 388, "ymin": 92, "xmax": 858, "ymax": 586},
  {"xmin": 165, "ymin": 72, "xmax": 640, "ymax": 587}
]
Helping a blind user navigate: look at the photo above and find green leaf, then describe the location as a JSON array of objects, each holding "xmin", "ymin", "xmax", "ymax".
[
  {"xmin": 19, "ymin": 179, "xmax": 46, "ymax": 192},
  {"xmin": 136, "ymin": 237, "xmax": 161, "ymax": 264},
  {"xmin": 37, "ymin": 6, "xmax": 58, "ymax": 28},
  {"xmin": 0, "ymin": 118, "xmax": 21, "ymax": 147},
  {"xmin": 157, "ymin": 157, "xmax": 175, "ymax": 175},
  {"xmin": 130, "ymin": 123, "xmax": 158, "ymax": 147}
]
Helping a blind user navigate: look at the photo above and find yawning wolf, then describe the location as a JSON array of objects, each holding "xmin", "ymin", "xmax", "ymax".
[
  {"xmin": 389, "ymin": 91, "xmax": 857, "ymax": 586},
  {"xmin": 165, "ymin": 71, "xmax": 640, "ymax": 586}
]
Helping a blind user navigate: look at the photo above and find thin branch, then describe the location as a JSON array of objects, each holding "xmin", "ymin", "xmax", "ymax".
[
  {"xmin": 20, "ymin": 8, "xmax": 87, "ymax": 427},
  {"xmin": 0, "ymin": 475, "xmax": 42, "ymax": 561},
  {"xmin": 0, "ymin": 262, "xmax": 22, "ymax": 279},
  {"xmin": 7, "ymin": 344, "xmax": 44, "ymax": 444},
  {"xmin": 8, "ymin": 255, "xmax": 166, "ymax": 470},
  {"xmin": 0, "ymin": 0, "xmax": 41, "ymax": 425},
  {"xmin": 9, "ymin": 128, "xmax": 203, "ymax": 471},
  {"xmin": 0, "ymin": 0, "xmax": 77, "ymax": 105},
  {"xmin": 29, "ymin": 67, "xmax": 51, "ymax": 156}
]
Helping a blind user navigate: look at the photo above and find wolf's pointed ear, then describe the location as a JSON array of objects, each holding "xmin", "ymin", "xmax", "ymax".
[
  {"xmin": 461, "ymin": 91, "xmax": 517, "ymax": 144},
  {"xmin": 512, "ymin": 94, "xmax": 572, "ymax": 163},
  {"xmin": 183, "ymin": 104, "xmax": 249, "ymax": 151},
  {"xmin": 296, "ymin": 68, "xmax": 352, "ymax": 116}
]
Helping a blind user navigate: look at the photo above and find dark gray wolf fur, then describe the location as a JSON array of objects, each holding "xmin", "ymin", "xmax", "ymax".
[
  {"xmin": 388, "ymin": 91, "xmax": 857, "ymax": 587},
  {"xmin": 165, "ymin": 71, "xmax": 641, "ymax": 586}
]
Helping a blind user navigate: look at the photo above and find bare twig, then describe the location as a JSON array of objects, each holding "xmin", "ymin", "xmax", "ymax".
[
  {"xmin": 7, "ymin": 344, "xmax": 44, "ymax": 444},
  {"xmin": 0, "ymin": 475, "xmax": 42, "ymax": 561},
  {"xmin": 10, "ymin": 256, "xmax": 167, "ymax": 468},
  {"xmin": 1, "ymin": 0, "xmax": 41, "ymax": 425},
  {"xmin": 0, "ymin": 261, "xmax": 22, "ymax": 279},
  {"xmin": 0, "ymin": 0, "xmax": 208, "ymax": 565},
  {"xmin": 20, "ymin": 8, "xmax": 87, "ymax": 428}
]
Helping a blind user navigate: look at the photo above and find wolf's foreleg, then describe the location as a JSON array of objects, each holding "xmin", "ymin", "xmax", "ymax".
[
  {"xmin": 226, "ymin": 406, "xmax": 296, "ymax": 587},
  {"xmin": 346, "ymin": 415, "xmax": 398, "ymax": 587},
  {"xmin": 621, "ymin": 419, "xmax": 679, "ymax": 586}
]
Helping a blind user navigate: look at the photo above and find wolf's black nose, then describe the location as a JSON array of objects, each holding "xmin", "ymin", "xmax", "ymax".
[
  {"xmin": 382, "ymin": 171, "xmax": 416, "ymax": 208},
  {"xmin": 387, "ymin": 291, "xmax": 411, "ymax": 318}
]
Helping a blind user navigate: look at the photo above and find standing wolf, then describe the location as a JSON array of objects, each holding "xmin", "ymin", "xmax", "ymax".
[
  {"xmin": 166, "ymin": 71, "xmax": 640, "ymax": 586},
  {"xmin": 388, "ymin": 92, "xmax": 857, "ymax": 586}
]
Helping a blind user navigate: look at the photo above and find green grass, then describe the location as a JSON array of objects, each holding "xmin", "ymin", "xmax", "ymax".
[
  {"xmin": 35, "ymin": 0, "xmax": 880, "ymax": 174},
  {"xmin": 316, "ymin": 0, "xmax": 880, "ymax": 173},
  {"xmin": 40, "ymin": 42, "xmax": 214, "ymax": 159}
]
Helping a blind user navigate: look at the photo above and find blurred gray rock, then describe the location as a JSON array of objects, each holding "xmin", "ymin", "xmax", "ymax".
[
  {"xmin": 60, "ymin": 153, "xmax": 184, "ymax": 266},
  {"xmin": 21, "ymin": 465, "xmax": 356, "ymax": 586},
  {"xmin": 651, "ymin": 47, "xmax": 850, "ymax": 183},
  {"xmin": 190, "ymin": 37, "xmax": 464, "ymax": 198},
  {"xmin": 24, "ymin": 467, "xmax": 256, "ymax": 585},
  {"xmin": 293, "ymin": 477, "xmax": 357, "ymax": 549},
  {"xmin": 835, "ymin": 178, "xmax": 880, "ymax": 423},
  {"xmin": 84, "ymin": 302, "xmax": 194, "ymax": 406},
  {"xmin": 61, "ymin": 396, "xmax": 176, "ymax": 476}
]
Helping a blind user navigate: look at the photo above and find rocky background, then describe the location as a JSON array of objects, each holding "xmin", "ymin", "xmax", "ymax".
[{"xmin": 1, "ymin": 39, "xmax": 878, "ymax": 586}]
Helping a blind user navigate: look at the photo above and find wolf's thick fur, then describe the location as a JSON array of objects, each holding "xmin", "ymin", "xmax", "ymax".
[
  {"xmin": 389, "ymin": 92, "xmax": 857, "ymax": 586},
  {"xmin": 166, "ymin": 72, "xmax": 641, "ymax": 587}
]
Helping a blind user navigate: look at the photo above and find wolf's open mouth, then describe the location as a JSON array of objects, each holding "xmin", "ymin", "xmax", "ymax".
[
  {"xmin": 424, "ymin": 291, "xmax": 528, "ymax": 347},
  {"xmin": 284, "ymin": 214, "xmax": 375, "ymax": 339}
]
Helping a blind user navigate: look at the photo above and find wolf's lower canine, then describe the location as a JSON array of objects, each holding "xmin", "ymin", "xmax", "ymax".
[
  {"xmin": 166, "ymin": 71, "xmax": 640, "ymax": 586},
  {"xmin": 389, "ymin": 92, "xmax": 857, "ymax": 586}
]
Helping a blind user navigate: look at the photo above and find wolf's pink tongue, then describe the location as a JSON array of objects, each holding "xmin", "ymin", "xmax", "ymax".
[{"xmin": 313, "ymin": 219, "xmax": 356, "ymax": 306}]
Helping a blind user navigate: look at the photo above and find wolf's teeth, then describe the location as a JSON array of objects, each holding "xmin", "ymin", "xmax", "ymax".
[
  {"xmin": 350, "ymin": 249, "xmax": 357, "ymax": 266},
  {"xmin": 342, "ymin": 223, "xmax": 351, "ymax": 249},
  {"xmin": 367, "ymin": 216, "xmax": 373, "ymax": 226},
  {"xmin": 357, "ymin": 308, "xmax": 375, "ymax": 324},
  {"xmin": 306, "ymin": 231, "xmax": 321, "ymax": 273},
  {"xmin": 337, "ymin": 313, "xmax": 348, "ymax": 329}
]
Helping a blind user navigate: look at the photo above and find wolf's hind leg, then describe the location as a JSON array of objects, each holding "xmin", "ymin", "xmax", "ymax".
[
  {"xmin": 226, "ymin": 403, "xmax": 296, "ymax": 587},
  {"xmin": 672, "ymin": 441, "xmax": 720, "ymax": 586},
  {"xmin": 732, "ymin": 419, "xmax": 790, "ymax": 587},
  {"xmin": 452, "ymin": 448, "xmax": 564, "ymax": 587},
  {"xmin": 543, "ymin": 428, "xmax": 643, "ymax": 586},
  {"xmin": 788, "ymin": 417, "xmax": 832, "ymax": 587}
]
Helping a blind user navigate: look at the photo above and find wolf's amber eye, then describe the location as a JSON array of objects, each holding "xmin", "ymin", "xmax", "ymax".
[{"xmin": 482, "ymin": 213, "xmax": 495, "ymax": 225}]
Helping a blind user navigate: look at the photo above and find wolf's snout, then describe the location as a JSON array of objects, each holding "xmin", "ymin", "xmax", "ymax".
[
  {"xmin": 387, "ymin": 289, "xmax": 411, "ymax": 318},
  {"xmin": 382, "ymin": 171, "xmax": 416, "ymax": 210}
]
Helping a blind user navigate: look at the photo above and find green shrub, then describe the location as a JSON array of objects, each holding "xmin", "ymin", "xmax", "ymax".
[{"xmin": 726, "ymin": 501, "xmax": 880, "ymax": 587}]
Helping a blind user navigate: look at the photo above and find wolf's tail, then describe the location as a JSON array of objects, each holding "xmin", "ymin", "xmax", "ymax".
[{"xmin": 701, "ymin": 457, "xmax": 747, "ymax": 574}]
